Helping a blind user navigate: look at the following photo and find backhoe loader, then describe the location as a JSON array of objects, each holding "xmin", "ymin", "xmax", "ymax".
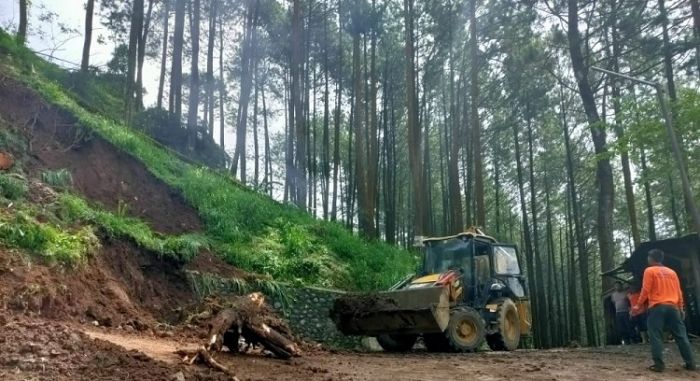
[{"xmin": 330, "ymin": 228, "xmax": 531, "ymax": 352}]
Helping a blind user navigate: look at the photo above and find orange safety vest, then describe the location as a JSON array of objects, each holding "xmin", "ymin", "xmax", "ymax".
[{"xmin": 637, "ymin": 265, "xmax": 684, "ymax": 310}]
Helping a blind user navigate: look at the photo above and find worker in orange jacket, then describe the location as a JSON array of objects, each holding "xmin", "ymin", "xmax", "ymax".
[{"xmin": 632, "ymin": 249, "xmax": 696, "ymax": 372}]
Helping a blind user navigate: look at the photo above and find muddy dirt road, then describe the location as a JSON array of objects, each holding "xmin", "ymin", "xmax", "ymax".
[{"xmin": 86, "ymin": 329, "xmax": 699, "ymax": 381}]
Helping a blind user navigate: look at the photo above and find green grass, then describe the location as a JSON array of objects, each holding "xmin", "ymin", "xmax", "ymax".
[
  {"xmin": 0, "ymin": 29, "xmax": 417, "ymax": 290},
  {"xmin": 0, "ymin": 209, "xmax": 99, "ymax": 264}
]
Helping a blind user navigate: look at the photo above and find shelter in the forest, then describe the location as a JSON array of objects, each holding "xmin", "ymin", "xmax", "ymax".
[{"xmin": 603, "ymin": 234, "xmax": 700, "ymax": 342}]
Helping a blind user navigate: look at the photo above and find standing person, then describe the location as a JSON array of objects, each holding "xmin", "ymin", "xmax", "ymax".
[
  {"xmin": 628, "ymin": 280, "xmax": 647, "ymax": 344},
  {"xmin": 611, "ymin": 281, "xmax": 633, "ymax": 344},
  {"xmin": 632, "ymin": 249, "xmax": 696, "ymax": 372}
]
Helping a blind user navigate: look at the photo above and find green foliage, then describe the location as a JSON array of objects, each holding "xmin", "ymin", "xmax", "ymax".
[
  {"xmin": 0, "ymin": 210, "xmax": 99, "ymax": 264},
  {"xmin": 41, "ymin": 169, "xmax": 73, "ymax": 189},
  {"xmin": 0, "ymin": 173, "xmax": 28, "ymax": 200}
]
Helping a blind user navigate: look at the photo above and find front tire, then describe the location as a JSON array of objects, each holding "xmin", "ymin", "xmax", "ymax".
[
  {"xmin": 486, "ymin": 298, "xmax": 521, "ymax": 351},
  {"xmin": 376, "ymin": 334, "xmax": 417, "ymax": 352},
  {"xmin": 445, "ymin": 307, "xmax": 486, "ymax": 352}
]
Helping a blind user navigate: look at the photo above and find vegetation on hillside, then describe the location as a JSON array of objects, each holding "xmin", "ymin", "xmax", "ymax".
[{"xmin": 0, "ymin": 29, "xmax": 416, "ymax": 290}]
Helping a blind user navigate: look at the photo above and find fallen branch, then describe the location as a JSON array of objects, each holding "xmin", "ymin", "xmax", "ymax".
[{"xmin": 177, "ymin": 346, "xmax": 240, "ymax": 381}]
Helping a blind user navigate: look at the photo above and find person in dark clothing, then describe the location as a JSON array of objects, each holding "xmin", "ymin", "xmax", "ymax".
[
  {"xmin": 632, "ymin": 249, "xmax": 697, "ymax": 372},
  {"xmin": 628, "ymin": 281, "xmax": 648, "ymax": 344},
  {"xmin": 610, "ymin": 281, "xmax": 633, "ymax": 344}
]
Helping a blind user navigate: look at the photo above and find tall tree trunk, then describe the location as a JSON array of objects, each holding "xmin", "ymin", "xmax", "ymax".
[
  {"xmin": 125, "ymin": 0, "xmax": 144, "ymax": 121},
  {"xmin": 205, "ymin": 0, "xmax": 218, "ymax": 136},
  {"xmin": 640, "ymin": 148, "xmax": 656, "ymax": 241},
  {"xmin": 404, "ymin": 0, "xmax": 426, "ymax": 236},
  {"xmin": 321, "ymin": 1, "xmax": 331, "ymax": 220},
  {"xmin": 691, "ymin": 0, "xmax": 700, "ymax": 78},
  {"xmin": 231, "ymin": 0, "xmax": 260, "ymax": 181},
  {"xmin": 564, "ymin": 188, "xmax": 580, "ymax": 343},
  {"xmin": 170, "ymin": 0, "xmax": 186, "ymax": 122},
  {"xmin": 561, "ymin": 90, "xmax": 597, "ymax": 346},
  {"xmin": 512, "ymin": 118, "xmax": 538, "ymax": 346},
  {"xmin": 218, "ymin": 10, "xmax": 226, "ymax": 149},
  {"xmin": 567, "ymin": 1, "xmax": 613, "ymax": 345},
  {"xmin": 607, "ymin": 3, "xmax": 640, "ymax": 248},
  {"xmin": 447, "ymin": 43, "xmax": 462, "ymax": 234},
  {"xmin": 187, "ymin": 0, "xmax": 201, "ymax": 151},
  {"xmin": 253, "ymin": 63, "xmax": 260, "ymax": 186},
  {"xmin": 331, "ymin": 0, "xmax": 343, "ymax": 222},
  {"xmin": 469, "ymin": 0, "xmax": 485, "ymax": 228},
  {"xmin": 157, "ymin": 0, "xmax": 170, "ymax": 110},
  {"xmin": 367, "ymin": 5, "xmax": 379, "ymax": 238},
  {"xmin": 291, "ymin": 0, "xmax": 306, "ymax": 209},
  {"xmin": 81, "ymin": 0, "xmax": 95, "ymax": 72},
  {"xmin": 526, "ymin": 116, "xmax": 547, "ymax": 348},
  {"xmin": 135, "ymin": 0, "xmax": 154, "ymax": 111},
  {"xmin": 18, "ymin": 0, "xmax": 27, "ymax": 44},
  {"xmin": 262, "ymin": 80, "xmax": 272, "ymax": 196},
  {"xmin": 658, "ymin": 0, "xmax": 677, "ymax": 101}
]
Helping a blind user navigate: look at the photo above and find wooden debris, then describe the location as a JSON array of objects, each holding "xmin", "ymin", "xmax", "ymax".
[{"xmin": 177, "ymin": 346, "xmax": 240, "ymax": 381}]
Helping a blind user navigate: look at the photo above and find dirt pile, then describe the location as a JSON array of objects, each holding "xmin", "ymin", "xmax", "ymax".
[
  {"xmin": 0, "ymin": 317, "xmax": 230, "ymax": 381},
  {"xmin": 0, "ymin": 240, "xmax": 196, "ymax": 330},
  {"xmin": 0, "ymin": 76, "xmax": 201, "ymax": 235}
]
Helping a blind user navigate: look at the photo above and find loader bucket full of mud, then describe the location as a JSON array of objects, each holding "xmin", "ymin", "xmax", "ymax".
[{"xmin": 330, "ymin": 286, "xmax": 451, "ymax": 336}]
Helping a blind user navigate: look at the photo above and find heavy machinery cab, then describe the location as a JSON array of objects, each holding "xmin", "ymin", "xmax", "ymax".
[{"xmin": 420, "ymin": 234, "xmax": 527, "ymax": 307}]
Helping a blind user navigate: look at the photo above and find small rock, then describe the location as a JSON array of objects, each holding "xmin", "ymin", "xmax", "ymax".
[
  {"xmin": 92, "ymin": 320, "xmax": 100, "ymax": 327},
  {"xmin": 170, "ymin": 371, "xmax": 186, "ymax": 381}
]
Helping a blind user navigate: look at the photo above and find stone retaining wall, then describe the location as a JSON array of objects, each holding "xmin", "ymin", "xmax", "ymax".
[{"xmin": 185, "ymin": 271, "xmax": 362, "ymax": 348}]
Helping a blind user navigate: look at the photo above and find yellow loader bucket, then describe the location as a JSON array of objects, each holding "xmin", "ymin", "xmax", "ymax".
[{"xmin": 330, "ymin": 286, "xmax": 451, "ymax": 336}]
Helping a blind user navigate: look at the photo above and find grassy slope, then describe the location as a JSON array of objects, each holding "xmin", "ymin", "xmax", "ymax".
[{"xmin": 0, "ymin": 30, "xmax": 416, "ymax": 290}]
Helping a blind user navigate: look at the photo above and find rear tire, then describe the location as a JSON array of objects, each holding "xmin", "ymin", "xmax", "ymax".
[
  {"xmin": 486, "ymin": 298, "xmax": 521, "ymax": 351},
  {"xmin": 445, "ymin": 307, "xmax": 485, "ymax": 352},
  {"xmin": 376, "ymin": 334, "xmax": 417, "ymax": 352}
]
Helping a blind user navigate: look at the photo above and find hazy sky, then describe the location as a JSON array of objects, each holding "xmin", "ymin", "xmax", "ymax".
[{"xmin": 1, "ymin": 0, "xmax": 166, "ymax": 108}]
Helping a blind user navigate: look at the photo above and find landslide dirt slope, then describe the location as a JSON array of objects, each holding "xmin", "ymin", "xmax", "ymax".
[{"xmin": 0, "ymin": 76, "xmax": 201, "ymax": 235}]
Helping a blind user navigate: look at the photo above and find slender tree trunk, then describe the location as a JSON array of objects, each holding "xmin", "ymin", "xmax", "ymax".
[
  {"xmin": 291, "ymin": 0, "xmax": 306, "ymax": 209},
  {"xmin": 206, "ymin": 0, "xmax": 218, "ymax": 136},
  {"xmin": 81, "ymin": 0, "xmax": 95, "ymax": 72},
  {"xmin": 447, "ymin": 45, "xmax": 462, "ymax": 234},
  {"xmin": 526, "ymin": 116, "xmax": 547, "ymax": 348},
  {"xmin": 331, "ymin": 0, "xmax": 343, "ymax": 222},
  {"xmin": 512, "ymin": 119, "xmax": 538, "ymax": 346},
  {"xmin": 170, "ymin": 0, "xmax": 186, "ymax": 121},
  {"xmin": 640, "ymin": 148, "xmax": 656, "ymax": 241},
  {"xmin": 232, "ymin": 0, "xmax": 260, "ymax": 181},
  {"xmin": 469, "ymin": 0, "xmax": 485, "ymax": 228},
  {"xmin": 186, "ymin": 0, "xmax": 201, "ymax": 151},
  {"xmin": 561, "ymin": 91, "xmax": 596, "ymax": 346},
  {"xmin": 157, "ymin": 0, "xmax": 170, "ymax": 110},
  {"xmin": 607, "ymin": 2, "xmax": 640, "ymax": 248},
  {"xmin": 135, "ymin": 0, "xmax": 154, "ymax": 111},
  {"xmin": 565, "ymin": 189, "xmax": 580, "ymax": 343},
  {"xmin": 125, "ymin": 0, "xmax": 144, "ymax": 121},
  {"xmin": 404, "ymin": 0, "xmax": 426, "ymax": 235},
  {"xmin": 658, "ymin": 0, "xmax": 677, "ymax": 101},
  {"xmin": 253, "ymin": 63, "xmax": 260, "ymax": 186},
  {"xmin": 567, "ymin": 1, "xmax": 613, "ymax": 345},
  {"xmin": 262, "ymin": 80, "xmax": 272, "ymax": 196},
  {"xmin": 321, "ymin": 1, "xmax": 331, "ymax": 220},
  {"xmin": 18, "ymin": 0, "xmax": 27, "ymax": 44},
  {"xmin": 218, "ymin": 10, "xmax": 226, "ymax": 149},
  {"xmin": 668, "ymin": 175, "xmax": 682, "ymax": 237},
  {"xmin": 691, "ymin": 0, "xmax": 700, "ymax": 78}
]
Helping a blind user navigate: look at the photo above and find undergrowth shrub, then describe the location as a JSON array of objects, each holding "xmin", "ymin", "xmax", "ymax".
[
  {"xmin": 0, "ymin": 173, "xmax": 28, "ymax": 200},
  {"xmin": 0, "ymin": 211, "xmax": 99, "ymax": 264},
  {"xmin": 41, "ymin": 169, "xmax": 73, "ymax": 189}
]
